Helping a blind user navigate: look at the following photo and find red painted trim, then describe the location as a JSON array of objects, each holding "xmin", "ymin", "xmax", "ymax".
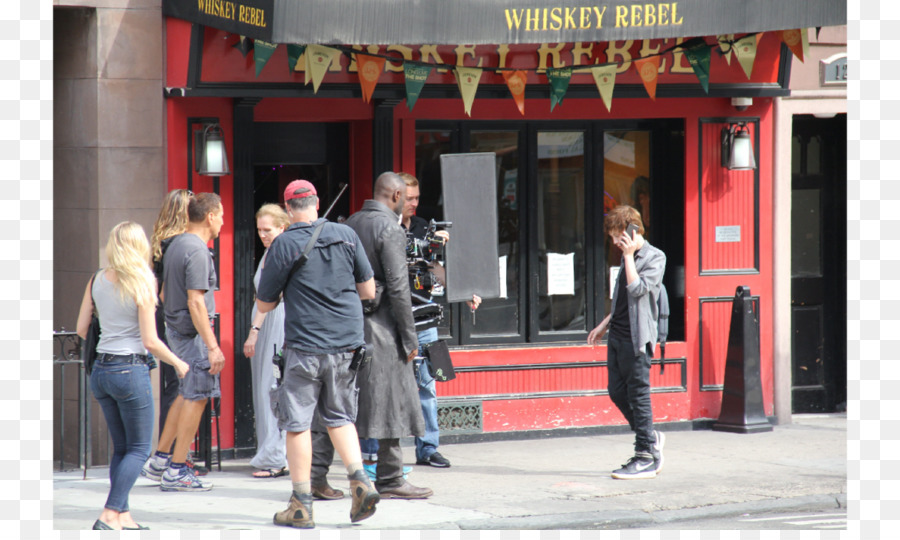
[{"xmin": 165, "ymin": 17, "xmax": 193, "ymax": 88}]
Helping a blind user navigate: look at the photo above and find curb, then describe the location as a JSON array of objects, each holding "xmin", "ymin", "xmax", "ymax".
[{"xmin": 422, "ymin": 493, "xmax": 846, "ymax": 530}]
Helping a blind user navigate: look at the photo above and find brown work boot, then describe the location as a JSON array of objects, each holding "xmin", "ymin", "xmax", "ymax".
[
  {"xmin": 376, "ymin": 479, "xmax": 433, "ymax": 499},
  {"xmin": 273, "ymin": 492, "xmax": 314, "ymax": 529},
  {"xmin": 311, "ymin": 478, "xmax": 344, "ymax": 500},
  {"xmin": 348, "ymin": 469, "xmax": 380, "ymax": 523}
]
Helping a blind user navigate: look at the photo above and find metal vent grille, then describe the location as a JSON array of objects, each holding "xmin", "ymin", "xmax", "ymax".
[{"xmin": 437, "ymin": 401, "xmax": 482, "ymax": 433}]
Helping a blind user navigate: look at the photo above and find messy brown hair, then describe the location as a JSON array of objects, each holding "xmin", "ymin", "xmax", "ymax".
[{"xmin": 604, "ymin": 205, "xmax": 644, "ymax": 236}]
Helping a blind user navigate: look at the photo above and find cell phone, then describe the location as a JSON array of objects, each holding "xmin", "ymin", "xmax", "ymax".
[{"xmin": 625, "ymin": 223, "xmax": 639, "ymax": 240}]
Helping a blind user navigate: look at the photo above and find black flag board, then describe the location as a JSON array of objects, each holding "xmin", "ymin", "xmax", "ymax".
[{"xmin": 440, "ymin": 153, "xmax": 501, "ymax": 304}]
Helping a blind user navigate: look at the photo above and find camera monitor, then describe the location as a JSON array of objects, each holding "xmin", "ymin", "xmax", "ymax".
[{"xmin": 439, "ymin": 152, "xmax": 501, "ymax": 303}]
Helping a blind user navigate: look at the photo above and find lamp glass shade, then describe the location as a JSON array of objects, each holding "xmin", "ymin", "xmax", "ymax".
[
  {"xmin": 197, "ymin": 126, "xmax": 230, "ymax": 176},
  {"xmin": 728, "ymin": 130, "xmax": 756, "ymax": 170}
]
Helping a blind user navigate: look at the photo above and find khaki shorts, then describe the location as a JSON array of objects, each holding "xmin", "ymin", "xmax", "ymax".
[{"xmin": 270, "ymin": 348, "xmax": 358, "ymax": 433}]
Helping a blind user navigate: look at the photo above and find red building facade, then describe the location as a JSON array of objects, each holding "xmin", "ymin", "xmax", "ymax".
[{"xmin": 165, "ymin": 19, "xmax": 789, "ymax": 454}]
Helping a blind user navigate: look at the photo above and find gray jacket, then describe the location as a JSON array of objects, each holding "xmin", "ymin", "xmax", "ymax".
[{"xmin": 609, "ymin": 240, "xmax": 667, "ymax": 357}]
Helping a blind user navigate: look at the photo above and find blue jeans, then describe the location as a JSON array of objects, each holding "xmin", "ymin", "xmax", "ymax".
[
  {"xmin": 414, "ymin": 327, "xmax": 440, "ymax": 461},
  {"xmin": 606, "ymin": 336, "xmax": 654, "ymax": 453},
  {"xmin": 359, "ymin": 437, "xmax": 379, "ymax": 461},
  {"xmin": 90, "ymin": 355, "xmax": 154, "ymax": 512}
]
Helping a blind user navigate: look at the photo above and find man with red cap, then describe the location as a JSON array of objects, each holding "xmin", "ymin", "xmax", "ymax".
[{"xmin": 257, "ymin": 179, "xmax": 379, "ymax": 528}]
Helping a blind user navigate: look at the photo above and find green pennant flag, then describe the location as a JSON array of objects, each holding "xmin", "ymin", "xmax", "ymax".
[
  {"xmin": 253, "ymin": 40, "xmax": 278, "ymax": 77},
  {"xmin": 547, "ymin": 67, "xmax": 572, "ymax": 112},
  {"xmin": 287, "ymin": 44, "xmax": 306, "ymax": 73},
  {"xmin": 404, "ymin": 64, "xmax": 432, "ymax": 111},
  {"xmin": 683, "ymin": 42, "xmax": 711, "ymax": 93}
]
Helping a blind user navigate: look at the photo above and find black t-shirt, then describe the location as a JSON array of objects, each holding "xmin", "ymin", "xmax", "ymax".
[{"xmin": 608, "ymin": 266, "xmax": 632, "ymax": 342}]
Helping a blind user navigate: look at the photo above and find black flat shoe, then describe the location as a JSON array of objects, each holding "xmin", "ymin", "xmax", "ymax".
[
  {"xmin": 123, "ymin": 524, "xmax": 149, "ymax": 530},
  {"xmin": 92, "ymin": 519, "xmax": 114, "ymax": 530}
]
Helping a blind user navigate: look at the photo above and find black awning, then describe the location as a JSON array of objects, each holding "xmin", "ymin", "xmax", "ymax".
[{"xmin": 168, "ymin": 0, "xmax": 846, "ymax": 45}]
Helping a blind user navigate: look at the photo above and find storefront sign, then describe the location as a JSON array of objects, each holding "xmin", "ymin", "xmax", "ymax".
[
  {"xmin": 165, "ymin": 0, "xmax": 846, "ymax": 46},
  {"xmin": 547, "ymin": 252, "xmax": 575, "ymax": 296},
  {"xmin": 715, "ymin": 225, "xmax": 741, "ymax": 243}
]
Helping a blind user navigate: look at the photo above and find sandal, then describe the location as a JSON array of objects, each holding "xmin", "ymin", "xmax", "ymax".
[{"xmin": 252, "ymin": 467, "xmax": 289, "ymax": 479}]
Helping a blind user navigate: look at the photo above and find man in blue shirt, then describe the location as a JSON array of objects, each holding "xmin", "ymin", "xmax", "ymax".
[{"xmin": 258, "ymin": 180, "xmax": 379, "ymax": 528}]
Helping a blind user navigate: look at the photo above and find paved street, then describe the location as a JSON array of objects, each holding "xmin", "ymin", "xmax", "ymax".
[{"xmin": 54, "ymin": 413, "xmax": 846, "ymax": 531}]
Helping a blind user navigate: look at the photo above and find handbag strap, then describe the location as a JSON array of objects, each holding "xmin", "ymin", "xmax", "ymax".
[{"xmin": 89, "ymin": 270, "xmax": 100, "ymax": 312}]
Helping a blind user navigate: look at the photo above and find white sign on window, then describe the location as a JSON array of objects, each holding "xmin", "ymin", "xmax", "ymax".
[
  {"xmin": 546, "ymin": 252, "xmax": 575, "ymax": 296},
  {"xmin": 498, "ymin": 255, "xmax": 507, "ymax": 299}
]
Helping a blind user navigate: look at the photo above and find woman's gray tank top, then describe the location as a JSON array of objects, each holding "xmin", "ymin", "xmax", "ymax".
[{"xmin": 92, "ymin": 271, "xmax": 147, "ymax": 355}]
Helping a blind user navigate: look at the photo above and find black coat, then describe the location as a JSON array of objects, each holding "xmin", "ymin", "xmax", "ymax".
[{"xmin": 344, "ymin": 200, "xmax": 423, "ymax": 438}]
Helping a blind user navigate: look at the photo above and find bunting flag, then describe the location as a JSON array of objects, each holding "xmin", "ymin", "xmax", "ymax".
[
  {"xmin": 634, "ymin": 56, "xmax": 661, "ymax": 100},
  {"xmin": 455, "ymin": 66, "xmax": 483, "ymax": 116},
  {"xmin": 502, "ymin": 70, "xmax": 527, "ymax": 116},
  {"xmin": 356, "ymin": 54, "xmax": 386, "ymax": 103},
  {"xmin": 404, "ymin": 63, "xmax": 432, "ymax": 111},
  {"xmin": 801, "ymin": 27, "xmax": 810, "ymax": 60},
  {"xmin": 590, "ymin": 64, "xmax": 617, "ymax": 112},
  {"xmin": 234, "ymin": 35, "xmax": 253, "ymax": 57},
  {"xmin": 780, "ymin": 29, "xmax": 805, "ymax": 62},
  {"xmin": 305, "ymin": 45, "xmax": 340, "ymax": 93},
  {"xmin": 734, "ymin": 34, "xmax": 759, "ymax": 79},
  {"xmin": 717, "ymin": 34, "xmax": 734, "ymax": 65},
  {"xmin": 253, "ymin": 40, "xmax": 278, "ymax": 77},
  {"xmin": 547, "ymin": 67, "xmax": 573, "ymax": 111},
  {"xmin": 816, "ymin": 26, "xmax": 822, "ymax": 40},
  {"xmin": 683, "ymin": 41, "xmax": 711, "ymax": 93},
  {"xmin": 287, "ymin": 44, "xmax": 306, "ymax": 73}
]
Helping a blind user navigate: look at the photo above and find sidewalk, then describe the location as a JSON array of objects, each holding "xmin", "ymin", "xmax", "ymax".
[{"xmin": 53, "ymin": 413, "xmax": 846, "ymax": 530}]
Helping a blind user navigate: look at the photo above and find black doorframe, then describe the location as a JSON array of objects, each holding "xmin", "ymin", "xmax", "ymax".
[{"xmin": 232, "ymin": 113, "xmax": 351, "ymax": 456}]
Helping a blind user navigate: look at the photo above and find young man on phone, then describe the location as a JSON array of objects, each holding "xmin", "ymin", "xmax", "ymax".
[{"xmin": 587, "ymin": 205, "xmax": 667, "ymax": 479}]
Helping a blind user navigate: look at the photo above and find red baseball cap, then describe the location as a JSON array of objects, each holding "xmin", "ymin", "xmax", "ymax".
[{"xmin": 284, "ymin": 179, "xmax": 317, "ymax": 202}]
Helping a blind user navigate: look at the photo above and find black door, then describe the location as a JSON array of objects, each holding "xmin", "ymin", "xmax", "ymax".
[
  {"xmin": 233, "ymin": 122, "xmax": 350, "ymax": 454},
  {"xmin": 790, "ymin": 114, "xmax": 847, "ymax": 413}
]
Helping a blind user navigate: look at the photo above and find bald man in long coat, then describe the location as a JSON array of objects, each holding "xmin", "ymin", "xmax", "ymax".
[{"xmin": 344, "ymin": 171, "xmax": 433, "ymax": 499}]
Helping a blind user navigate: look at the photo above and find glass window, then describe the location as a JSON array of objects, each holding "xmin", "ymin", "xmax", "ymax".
[
  {"xmin": 469, "ymin": 131, "xmax": 522, "ymax": 338},
  {"xmin": 536, "ymin": 131, "xmax": 586, "ymax": 333},
  {"xmin": 601, "ymin": 131, "xmax": 651, "ymax": 315}
]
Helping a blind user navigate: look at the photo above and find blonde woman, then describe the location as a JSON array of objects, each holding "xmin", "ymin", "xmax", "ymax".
[
  {"xmin": 242, "ymin": 203, "xmax": 290, "ymax": 478},
  {"xmin": 76, "ymin": 222, "xmax": 189, "ymax": 530}
]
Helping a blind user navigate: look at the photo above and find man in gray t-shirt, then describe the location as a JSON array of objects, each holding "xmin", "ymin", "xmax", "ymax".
[{"xmin": 141, "ymin": 192, "xmax": 226, "ymax": 493}]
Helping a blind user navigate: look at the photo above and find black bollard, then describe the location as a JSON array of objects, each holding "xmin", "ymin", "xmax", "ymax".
[{"xmin": 712, "ymin": 286, "xmax": 773, "ymax": 434}]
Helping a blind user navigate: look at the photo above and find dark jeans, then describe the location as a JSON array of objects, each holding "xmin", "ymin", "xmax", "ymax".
[
  {"xmin": 607, "ymin": 336, "xmax": 654, "ymax": 453},
  {"xmin": 90, "ymin": 355, "xmax": 154, "ymax": 512}
]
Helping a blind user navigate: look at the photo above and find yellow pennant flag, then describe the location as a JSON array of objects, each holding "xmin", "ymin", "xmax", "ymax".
[
  {"xmin": 454, "ymin": 66, "xmax": 483, "ymax": 117},
  {"xmin": 734, "ymin": 34, "xmax": 759, "ymax": 80},
  {"xmin": 305, "ymin": 45, "xmax": 340, "ymax": 93},
  {"xmin": 801, "ymin": 28, "xmax": 810, "ymax": 60},
  {"xmin": 717, "ymin": 34, "xmax": 734, "ymax": 65},
  {"xmin": 634, "ymin": 56, "xmax": 661, "ymax": 101},
  {"xmin": 590, "ymin": 64, "xmax": 617, "ymax": 112}
]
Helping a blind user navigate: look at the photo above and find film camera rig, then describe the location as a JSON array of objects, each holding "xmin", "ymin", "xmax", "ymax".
[
  {"xmin": 406, "ymin": 219, "xmax": 452, "ymax": 293},
  {"xmin": 406, "ymin": 219, "xmax": 451, "ymax": 331}
]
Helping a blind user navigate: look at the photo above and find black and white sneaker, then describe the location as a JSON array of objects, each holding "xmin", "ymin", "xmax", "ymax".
[
  {"xmin": 652, "ymin": 430, "xmax": 666, "ymax": 474},
  {"xmin": 611, "ymin": 452, "xmax": 658, "ymax": 479}
]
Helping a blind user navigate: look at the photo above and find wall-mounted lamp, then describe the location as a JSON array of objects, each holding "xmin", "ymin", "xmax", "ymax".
[
  {"xmin": 194, "ymin": 123, "xmax": 230, "ymax": 176},
  {"xmin": 720, "ymin": 123, "xmax": 757, "ymax": 171}
]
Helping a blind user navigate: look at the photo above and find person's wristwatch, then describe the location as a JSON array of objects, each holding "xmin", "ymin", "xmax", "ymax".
[{"xmin": 250, "ymin": 325, "xmax": 261, "ymax": 332}]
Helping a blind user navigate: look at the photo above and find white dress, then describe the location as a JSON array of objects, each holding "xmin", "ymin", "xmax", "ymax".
[{"xmin": 249, "ymin": 250, "xmax": 287, "ymax": 470}]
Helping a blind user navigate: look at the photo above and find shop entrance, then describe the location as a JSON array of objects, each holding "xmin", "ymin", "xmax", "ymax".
[
  {"xmin": 790, "ymin": 114, "xmax": 847, "ymax": 413},
  {"xmin": 232, "ymin": 121, "xmax": 350, "ymax": 451}
]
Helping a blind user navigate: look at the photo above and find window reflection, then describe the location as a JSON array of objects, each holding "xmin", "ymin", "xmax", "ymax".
[{"xmin": 537, "ymin": 132, "xmax": 586, "ymax": 333}]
